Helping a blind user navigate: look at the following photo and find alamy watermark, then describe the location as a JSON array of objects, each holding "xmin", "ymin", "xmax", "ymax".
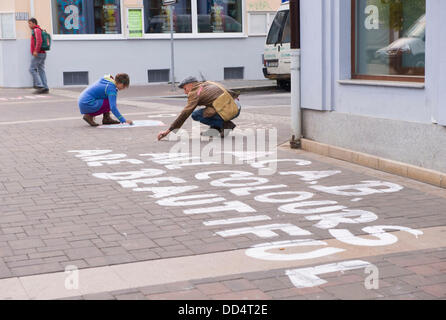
[{"xmin": 166, "ymin": 122, "xmax": 279, "ymax": 175}]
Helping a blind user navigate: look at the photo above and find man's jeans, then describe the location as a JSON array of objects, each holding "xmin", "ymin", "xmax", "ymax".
[
  {"xmin": 29, "ymin": 53, "xmax": 48, "ymax": 89},
  {"xmin": 191, "ymin": 100, "xmax": 241, "ymax": 129}
]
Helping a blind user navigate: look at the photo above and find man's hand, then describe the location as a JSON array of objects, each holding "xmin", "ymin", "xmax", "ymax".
[
  {"xmin": 126, "ymin": 119, "xmax": 134, "ymax": 125},
  {"xmin": 33, "ymin": 52, "xmax": 38, "ymax": 57},
  {"xmin": 157, "ymin": 129, "xmax": 171, "ymax": 141}
]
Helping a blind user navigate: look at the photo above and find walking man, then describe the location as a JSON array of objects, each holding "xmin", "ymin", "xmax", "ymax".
[
  {"xmin": 28, "ymin": 18, "xmax": 49, "ymax": 94},
  {"xmin": 157, "ymin": 76, "xmax": 241, "ymax": 140}
]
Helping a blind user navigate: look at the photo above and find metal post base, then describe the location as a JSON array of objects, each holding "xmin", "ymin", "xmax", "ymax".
[{"xmin": 290, "ymin": 135, "xmax": 301, "ymax": 149}]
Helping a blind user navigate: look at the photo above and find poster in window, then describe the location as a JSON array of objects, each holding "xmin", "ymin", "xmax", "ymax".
[{"xmin": 128, "ymin": 8, "xmax": 143, "ymax": 38}]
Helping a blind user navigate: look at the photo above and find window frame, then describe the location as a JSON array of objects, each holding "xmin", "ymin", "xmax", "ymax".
[
  {"xmin": 351, "ymin": 0, "xmax": 425, "ymax": 83},
  {"xmin": 0, "ymin": 12, "xmax": 17, "ymax": 40},
  {"xmin": 52, "ymin": 0, "xmax": 246, "ymax": 41},
  {"xmin": 51, "ymin": 0, "xmax": 126, "ymax": 40},
  {"xmin": 247, "ymin": 11, "xmax": 275, "ymax": 36}
]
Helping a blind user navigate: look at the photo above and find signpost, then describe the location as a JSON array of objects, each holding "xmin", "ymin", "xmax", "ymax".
[{"xmin": 163, "ymin": 0, "xmax": 177, "ymax": 91}]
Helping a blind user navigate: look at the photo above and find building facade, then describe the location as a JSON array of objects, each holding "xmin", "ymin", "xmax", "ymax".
[
  {"xmin": 0, "ymin": 0, "xmax": 281, "ymax": 87},
  {"xmin": 299, "ymin": 0, "xmax": 446, "ymax": 173}
]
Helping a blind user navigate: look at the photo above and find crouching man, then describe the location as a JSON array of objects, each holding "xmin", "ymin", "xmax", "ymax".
[
  {"xmin": 157, "ymin": 76, "xmax": 241, "ymax": 140},
  {"xmin": 78, "ymin": 73, "xmax": 133, "ymax": 127}
]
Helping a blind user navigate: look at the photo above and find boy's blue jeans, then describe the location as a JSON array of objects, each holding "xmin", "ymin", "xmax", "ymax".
[
  {"xmin": 29, "ymin": 53, "xmax": 48, "ymax": 89},
  {"xmin": 191, "ymin": 100, "xmax": 241, "ymax": 129}
]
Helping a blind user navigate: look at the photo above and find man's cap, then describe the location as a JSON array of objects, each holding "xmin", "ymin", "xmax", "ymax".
[{"xmin": 178, "ymin": 76, "xmax": 199, "ymax": 88}]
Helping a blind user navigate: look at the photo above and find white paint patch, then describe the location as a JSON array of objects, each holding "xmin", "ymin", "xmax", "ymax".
[
  {"xmin": 87, "ymin": 158, "xmax": 144, "ymax": 167},
  {"xmin": 157, "ymin": 194, "xmax": 225, "ymax": 207},
  {"xmin": 351, "ymin": 198, "xmax": 363, "ymax": 202},
  {"xmin": 98, "ymin": 120, "xmax": 165, "ymax": 128},
  {"xmin": 93, "ymin": 169, "xmax": 165, "ymax": 181},
  {"xmin": 280, "ymin": 170, "xmax": 341, "ymax": 182},
  {"xmin": 285, "ymin": 260, "xmax": 371, "ymax": 288},
  {"xmin": 71, "ymin": 152, "xmax": 144, "ymax": 167},
  {"xmin": 279, "ymin": 201, "xmax": 346, "ymax": 215},
  {"xmin": 254, "ymin": 191, "xmax": 314, "ymax": 204},
  {"xmin": 118, "ymin": 176, "xmax": 185, "ymax": 188},
  {"xmin": 147, "ymin": 114, "xmax": 177, "ymax": 118},
  {"xmin": 250, "ymin": 159, "xmax": 312, "ymax": 169},
  {"xmin": 305, "ymin": 209, "xmax": 378, "ymax": 229},
  {"xmin": 217, "ymin": 224, "xmax": 312, "ymax": 239},
  {"xmin": 311, "ymin": 181, "xmax": 403, "ymax": 196},
  {"xmin": 184, "ymin": 201, "xmax": 256, "ymax": 215},
  {"xmin": 136, "ymin": 186, "xmax": 199, "ymax": 199},
  {"xmin": 68, "ymin": 150, "xmax": 112, "ymax": 158},
  {"xmin": 230, "ymin": 185, "xmax": 287, "ymax": 196},
  {"xmin": 195, "ymin": 171, "xmax": 252, "ymax": 180},
  {"xmin": 203, "ymin": 215, "xmax": 272, "ymax": 226},
  {"xmin": 139, "ymin": 153, "xmax": 189, "ymax": 159},
  {"xmin": 245, "ymin": 240, "xmax": 345, "ymax": 261},
  {"xmin": 329, "ymin": 225, "xmax": 424, "ymax": 246},
  {"xmin": 211, "ymin": 177, "xmax": 269, "ymax": 188}
]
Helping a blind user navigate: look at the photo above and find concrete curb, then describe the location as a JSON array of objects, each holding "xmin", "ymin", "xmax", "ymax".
[
  {"xmin": 233, "ymin": 85, "xmax": 279, "ymax": 93},
  {"xmin": 298, "ymin": 138, "xmax": 446, "ymax": 189}
]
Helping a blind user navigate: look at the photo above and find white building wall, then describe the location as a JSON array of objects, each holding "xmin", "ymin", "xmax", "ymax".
[
  {"xmin": 300, "ymin": 0, "xmax": 446, "ymax": 173},
  {"xmin": 1, "ymin": 37, "xmax": 267, "ymax": 88}
]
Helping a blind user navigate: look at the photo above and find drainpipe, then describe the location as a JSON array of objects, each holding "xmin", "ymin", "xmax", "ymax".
[
  {"xmin": 289, "ymin": 0, "xmax": 301, "ymax": 149},
  {"xmin": 30, "ymin": 0, "xmax": 35, "ymax": 17}
]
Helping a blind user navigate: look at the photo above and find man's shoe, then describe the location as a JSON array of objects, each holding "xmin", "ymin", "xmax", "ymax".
[
  {"xmin": 102, "ymin": 112, "xmax": 120, "ymax": 125},
  {"xmin": 201, "ymin": 127, "xmax": 222, "ymax": 137},
  {"xmin": 33, "ymin": 88, "xmax": 49, "ymax": 94},
  {"xmin": 221, "ymin": 121, "xmax": 236, "ymax": 137},
  {"xmin": 83, "ymin": 115, "xmax": 99, "ymax": 127}
]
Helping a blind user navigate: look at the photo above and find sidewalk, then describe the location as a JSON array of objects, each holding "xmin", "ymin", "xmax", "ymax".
[{"xmin": 0, "ymin": 79, "xmax": 278, "ymax": 99}]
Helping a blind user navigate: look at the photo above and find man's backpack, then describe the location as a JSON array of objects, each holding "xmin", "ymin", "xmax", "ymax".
[{"xmin": 33, "ymin": 28, "xmax": 51, "ymax": 51}]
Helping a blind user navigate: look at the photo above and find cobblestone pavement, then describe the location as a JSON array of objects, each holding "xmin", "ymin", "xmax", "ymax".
[{"xmin": 0, "ymin": 84, "xmax": 445, "ymax": 300}]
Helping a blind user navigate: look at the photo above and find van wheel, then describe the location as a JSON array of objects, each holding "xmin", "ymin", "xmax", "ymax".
[{"xmin": 277, "ymin": 80, "xmax": 291, "ymax": 91}]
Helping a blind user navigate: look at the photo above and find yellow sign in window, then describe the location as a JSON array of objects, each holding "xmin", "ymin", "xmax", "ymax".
[{"xmin": 127, "ymin": 8, "xmax": 143, "ymax": 38}]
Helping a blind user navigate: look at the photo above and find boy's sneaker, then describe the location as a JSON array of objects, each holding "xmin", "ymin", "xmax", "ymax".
[
  {"xmin": 102, "ymin": 112, "xmax": 120, "ymax": 125},
  {"xmin": 83, "ymin": 115, "xmax": 99, "ymax": 127},
  {"xmin": 33, "ymin": 88, "xmax": 49, "ymax": 94}
]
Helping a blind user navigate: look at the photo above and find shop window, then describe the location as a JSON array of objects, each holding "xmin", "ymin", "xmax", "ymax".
[
  {"xmin": 52, "ymin": 0, "xmax": 122, "ymax": 34},
  {"xmin": 144, "ymin": 0, "xmax": 191, "ymax": 33},
  {"xmin": 0, "ymin": 13, "xmax": 15, "ymax": 39},
  {"xmin": 352, "ymin": 0, "xmax": 425, "ymax": 81},
  {"xmin": 198, "ymin": 0, "xmax": 242, "ymax": 33}
]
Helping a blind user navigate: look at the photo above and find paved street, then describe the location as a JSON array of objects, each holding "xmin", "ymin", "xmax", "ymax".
[{"xmin": 0, "ymin": 83, "xmax": 445, "ymax": 301}]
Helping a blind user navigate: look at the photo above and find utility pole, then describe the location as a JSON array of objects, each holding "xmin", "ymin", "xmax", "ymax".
[
  {"xmin": 163, "ymin": 0, "xmax": 177, "ymax": 91},
  {"xmin": 289, "ymin": 0, "xmax": 301, "ymax": 149}
]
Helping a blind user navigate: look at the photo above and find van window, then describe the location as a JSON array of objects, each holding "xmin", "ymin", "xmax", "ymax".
[
  {"xmin": 281, "ymin": 13, "xmax": 291, "ymax": 44},
  {"xmin": 266, "ymin": 10, "xmax": 288, "ymax": 45}
]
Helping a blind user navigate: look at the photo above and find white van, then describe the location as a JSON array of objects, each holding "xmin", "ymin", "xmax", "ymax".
[{"xmin": 263, "ymin": 0, "xmax": 291, "ymax": 90}]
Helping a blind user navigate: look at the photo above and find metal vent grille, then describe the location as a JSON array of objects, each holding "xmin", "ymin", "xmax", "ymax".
[
  {"xmin": 224, "ymin": 67, "xmax": 244, "ymax": 80},
  {"xmin": 63, "ymin": 72, "xmax": 89, "ymax": 86},
  {"xmin": 148, "ymin": 69, "xmax": 170, "ymax": 83}
]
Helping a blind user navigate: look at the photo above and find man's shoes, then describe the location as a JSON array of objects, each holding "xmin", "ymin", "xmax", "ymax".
[
  {"xmin": 102, "ymin": 112, "xmax": 120, "ymax": 125},
  {"xmin": 33, "ymin": 88, "xmax": 49, "ymax": 94},
  {"xmin": 201, "ymin": 127, "xmax": 222, "ymax": 137},
  {"xmin": 83, "ymin": 115, "xmax": 99, "ymax": 127},
  {"xmin": 221, "ymin": 121, "xmax": 236, "ymax": 137}
]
